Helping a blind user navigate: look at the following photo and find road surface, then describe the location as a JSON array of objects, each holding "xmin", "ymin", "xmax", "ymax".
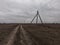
[{"xmin": 4, "ymin": 25, "xmax": 39, "ymax": 45}]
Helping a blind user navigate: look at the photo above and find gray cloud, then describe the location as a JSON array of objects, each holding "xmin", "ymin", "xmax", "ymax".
[{"xmin": 0, "ymin": 0, "xmax": 60, "ymax": 23}]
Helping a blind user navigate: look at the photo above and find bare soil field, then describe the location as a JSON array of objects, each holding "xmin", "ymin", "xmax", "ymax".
[
  {"xmin": 0, "ymin": 24, "xmax": 18, "ymax": 45},
  {"xmin": 22, "ymin": 24, "xmax": 60, "ymax": 45},
  {"xmin": 0, "ymin": 23, "xmax": 60, "ymax": 45}
]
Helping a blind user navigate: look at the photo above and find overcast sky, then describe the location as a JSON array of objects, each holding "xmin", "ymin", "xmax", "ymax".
[{"xmin": 0, "ymin": 0, "xmax": 60, "ymax": 23}]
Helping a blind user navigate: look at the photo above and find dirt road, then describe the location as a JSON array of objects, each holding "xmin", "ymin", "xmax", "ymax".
[
  {"xmin": 5, "ymin": 25, "xmax": 39, "ymax": 45},
  {"xmin": 2, "ymin": 24, "xmax": 60, "ymax": 45},
  {"xmin": 4, "ymin": 25, "xmax": 19, "ymax": 45},
  {"xmin": 20, "ymin": 25, "xmax": 38, "ymax": 45},
  {"xmin": 13, "ymin": 25, "xmax": 39, "ymax": 45},
  {"xmin": 20, "ymin": 25, "xmax": 33, "ymax": 45}
]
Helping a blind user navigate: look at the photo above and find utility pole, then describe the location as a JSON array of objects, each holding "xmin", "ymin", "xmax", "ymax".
[{"xmin": 31, "ymin": 10, "xmax": 43, "ymax": 24}]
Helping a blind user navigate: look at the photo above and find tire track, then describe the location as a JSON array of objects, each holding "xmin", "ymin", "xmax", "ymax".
[
  {"xmin": 20, "ymin": 25, "xmax": 39, "ymax": 45},
  {"xmin": 4, "ymin": 25, "xmax": 19, "ymax": 45},
  {"xmin": 3, "ymin": 25, "xmax": 39, "ymax": 45}
]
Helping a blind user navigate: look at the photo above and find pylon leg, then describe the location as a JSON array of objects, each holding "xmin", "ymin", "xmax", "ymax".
[
  {"xmin": 36, "ymin": 15, "xmax": 38, "ymax": 24},
  {"xmin": 31, "ymin": 15, "xmax": 37, "ymax": 23},
  {"xmin": 31, "ymin": 10, "xmax": 43, "ymax": 24},
  {"xmin": 38, "ymin": 15, "xmax": 43, "ymax": 24}
]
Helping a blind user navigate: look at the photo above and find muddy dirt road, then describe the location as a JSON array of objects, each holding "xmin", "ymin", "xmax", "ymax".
[
  {"xmin": 13, "ymin": 25, "xmax": 39, "ymax": 45},
  {"xmin": 1, "ymin": 24, "xmax": 60, "ymax": 45},
  {"xmin": 20, "ymin": 25, "xmax": 39, "ymax": 45}
]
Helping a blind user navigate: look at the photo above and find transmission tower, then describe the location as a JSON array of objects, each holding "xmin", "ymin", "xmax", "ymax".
[{"xmin": 31, "ymin": 10, "xmax": 43, "ymax": 24}]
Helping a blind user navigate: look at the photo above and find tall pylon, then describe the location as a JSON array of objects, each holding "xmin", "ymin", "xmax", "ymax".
[{"xmin": 31, "ymin": 10, "xmax": 43, "ymax": 24}]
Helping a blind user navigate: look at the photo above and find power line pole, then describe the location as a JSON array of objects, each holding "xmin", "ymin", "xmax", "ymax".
[{"xmin": 31, "ymin": 10, "xmax": 43, "ymax": 24}]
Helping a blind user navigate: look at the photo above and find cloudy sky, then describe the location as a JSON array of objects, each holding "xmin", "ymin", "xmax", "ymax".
[{"xmin": 0, "ymin": 0, "xmax": 60, "ymax": 23}]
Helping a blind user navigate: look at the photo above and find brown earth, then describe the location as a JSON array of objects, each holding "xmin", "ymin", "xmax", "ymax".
[
  {"xmin": 22, "ymin": 24, "xmax": 60, "ymax": 45},
  {"xmin": 0, "ymin": 24, "xmax": 18, "ymax": 45},
  {"xmin": 0, "ymin": 24, "xmax": 60, "ymax": 45}
]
